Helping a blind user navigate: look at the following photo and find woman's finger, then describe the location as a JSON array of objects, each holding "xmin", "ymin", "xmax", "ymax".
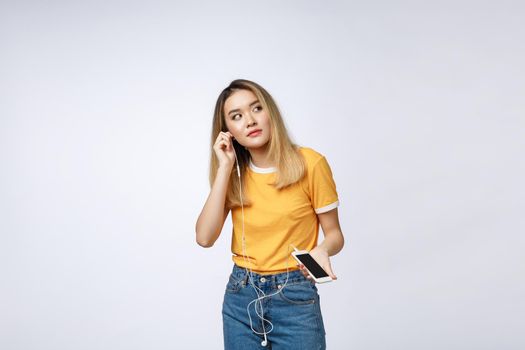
[
  {"xmin": 215, "ymin": 137, "xmax": 232, "ymax": 151},
  {"xmin": 220, "ymin": 131, "xmax": 233, "ymax": 141},
  {"xmin": 299, "ymin": 265, "xmax": 311, "ymax": 279},
  {"xmin": 325, "ymin": 263, "xmax": 337, "ymax": 280},
  {"xmin": 215, "ymin": 140, "xmax": 227, "ymax": 150},
  {"xmin": 216, "ymin": 132, "xmax": 231, "ymax": 145},
  {"xmin": 221, "ymin": 134, "xmax": 233, "ymax": 151}
]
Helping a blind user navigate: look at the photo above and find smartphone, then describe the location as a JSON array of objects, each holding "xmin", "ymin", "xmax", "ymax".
[{"xmin": 291, "ymin": 250, "xmax": 333, "ymax": 283}]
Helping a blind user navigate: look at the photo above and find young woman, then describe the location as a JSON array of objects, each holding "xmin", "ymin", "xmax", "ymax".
[{"xmin": 195, "ymin": 79, "xmax": 344, "ymax": 349}]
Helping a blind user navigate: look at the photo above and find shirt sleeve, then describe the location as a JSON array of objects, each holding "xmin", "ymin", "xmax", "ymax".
[{"xmin": 309, "ymin": 156, "xmax": 340, "ymax": 214}]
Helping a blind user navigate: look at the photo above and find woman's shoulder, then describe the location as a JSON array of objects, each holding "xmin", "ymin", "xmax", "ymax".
[{"xmin": 297, "ymin": 146, "xmax": 326, "ymax": 165}]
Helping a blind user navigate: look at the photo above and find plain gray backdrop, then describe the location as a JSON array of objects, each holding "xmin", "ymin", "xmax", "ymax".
[{"xmin": 1, "ymin": 1, "xmax": 524, "ymax": 349}]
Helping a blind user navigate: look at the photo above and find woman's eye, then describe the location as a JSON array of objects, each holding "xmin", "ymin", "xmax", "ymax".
[
  {"xmin": 254, "ymin": 106, "xmax": 262, "ymax": 112},
  {"xmin": 232, "ymin": 114, "xmax": 241, "ymax": 120}
]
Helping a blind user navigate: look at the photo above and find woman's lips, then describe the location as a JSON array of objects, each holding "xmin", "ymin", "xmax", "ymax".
[{"xmin": 248, "ymin": 130, "xmax": 262, "ymax": 137}]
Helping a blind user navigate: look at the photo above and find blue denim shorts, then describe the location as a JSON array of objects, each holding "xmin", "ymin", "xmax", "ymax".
[{"xmin": 222, "ymin": 264, "xmax": 326, "ymax": 349}]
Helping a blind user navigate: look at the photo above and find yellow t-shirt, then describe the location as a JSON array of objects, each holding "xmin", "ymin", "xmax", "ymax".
[{"xmin": 230, "ymin": 146, "xmax": 339, "ymax": 274}]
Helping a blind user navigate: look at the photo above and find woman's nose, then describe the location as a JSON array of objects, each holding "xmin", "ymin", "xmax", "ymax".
[{"xmin": 245, "ymin": 114, "xmax": 256, "ymax": 126}]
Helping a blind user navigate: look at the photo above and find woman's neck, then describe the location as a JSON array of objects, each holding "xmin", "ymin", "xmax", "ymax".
[{"xmin": 248, "ymin": 145, "xmax": 275, "ymax": 168}]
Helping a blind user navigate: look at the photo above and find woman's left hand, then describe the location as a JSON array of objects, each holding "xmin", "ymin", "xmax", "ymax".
[{"xmin": 297, "ymin": 246, "xmax": 338, "ymax": 282}]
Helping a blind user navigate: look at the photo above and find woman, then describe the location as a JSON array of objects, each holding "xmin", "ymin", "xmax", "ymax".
[{"xmin": 195, "ymin": 79, "xmax": 344, "ymax": 349}]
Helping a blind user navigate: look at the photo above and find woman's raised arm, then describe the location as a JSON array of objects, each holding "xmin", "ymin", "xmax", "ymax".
[
  {"xmin": 195, "ymin": 166, "xmax": 232, "ymax": 247},
  {"xmin": 195, "ymin": 131, "xmax": 236, "ymax": 247}
]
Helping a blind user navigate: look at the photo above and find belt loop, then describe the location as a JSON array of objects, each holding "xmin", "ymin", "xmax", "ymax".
[{"xmin": 243, "ymin": 270, "xmax": 249, "ymax": 284}]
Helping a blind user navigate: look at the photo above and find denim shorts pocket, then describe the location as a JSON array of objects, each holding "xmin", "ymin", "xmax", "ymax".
[
  {"xmin": 278, "ymin": 281, "xmax": 317, "ymax": 305},
  {"xmin": 225, "ymin": 274, "xmax": 244, "ymax": 293}
]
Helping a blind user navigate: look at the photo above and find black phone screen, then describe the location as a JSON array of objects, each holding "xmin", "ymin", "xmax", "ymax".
[{"xmin": 295, "ymin": 253, "xmax": 329, "ymax": 278}]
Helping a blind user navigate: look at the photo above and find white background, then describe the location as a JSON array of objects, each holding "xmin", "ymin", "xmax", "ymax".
[{"xmin": 1, "ymin": 1, "xmax": 524, "ymax": 349}]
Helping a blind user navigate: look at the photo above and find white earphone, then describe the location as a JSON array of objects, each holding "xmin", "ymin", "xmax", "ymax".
[{"xmin": 230, "ymin": 138, "xmax": 295, "ymax": 348}]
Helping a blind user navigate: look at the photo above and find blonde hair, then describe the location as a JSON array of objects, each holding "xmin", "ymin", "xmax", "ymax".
[{"xmin": 209, "ymin": 79, "xmax": 306, "ymax": 210}]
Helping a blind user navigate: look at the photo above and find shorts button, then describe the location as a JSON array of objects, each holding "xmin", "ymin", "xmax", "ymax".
[
  {"xmin": 260, "ymin": 277, "xmax": 266, "ymax": 283},
  {"xmin": 277, "ymin": 284, "xmax": 282, "ymax": 289}
]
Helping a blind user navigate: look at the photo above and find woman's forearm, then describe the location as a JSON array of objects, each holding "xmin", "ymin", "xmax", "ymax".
[
  {"xmin": 316, "ymin": 208, "xmax": 345, "ymax": 256},
  {"xmin": 317, "ymin": 229, "xmax": 345, "ymax": 256},
  {"xmin": 195, "ymin": 166, "xmax": 232, "ymax": 247}
]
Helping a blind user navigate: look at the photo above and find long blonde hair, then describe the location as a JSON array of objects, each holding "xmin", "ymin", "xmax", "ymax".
[{"xmin": 209, "ymin": 79, "xmax": 306, "ymax": 210}]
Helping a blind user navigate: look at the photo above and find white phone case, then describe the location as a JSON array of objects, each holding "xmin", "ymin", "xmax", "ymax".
[{"xmin": 291, "ymin": 250, "xmax": 333, "ymax": 283}]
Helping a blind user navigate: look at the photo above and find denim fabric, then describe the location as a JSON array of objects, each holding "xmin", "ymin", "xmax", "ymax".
[{"xmin": 222, "ymin": 264, "xmax": 326, "ymax": 350}]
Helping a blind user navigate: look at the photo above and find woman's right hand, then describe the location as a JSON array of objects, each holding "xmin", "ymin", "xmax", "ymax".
[{"xmin": 213, "ymin": 131, "xmax": 236, "ymax": 169}]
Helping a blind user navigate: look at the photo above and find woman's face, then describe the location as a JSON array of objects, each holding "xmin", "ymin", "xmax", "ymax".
[{"xmin": 223, "ymin": 89, "xmax": 272, "ymax": 150}]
